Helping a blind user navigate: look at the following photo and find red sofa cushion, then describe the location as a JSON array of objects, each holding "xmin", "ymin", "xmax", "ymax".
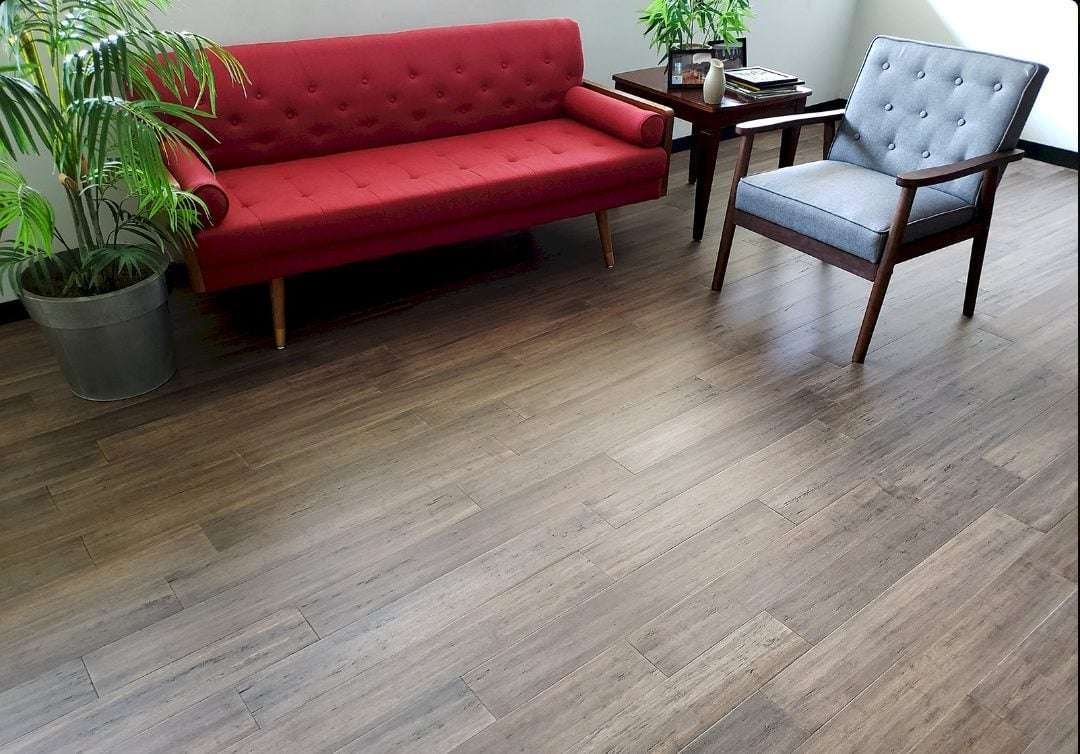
[
  {"xmin": 163, "ymin": 143, "xmax": 229, "ymax": 226},
  {"xmin": 563, "ymin": 87, "xmax": 665, "ymax": 147},
  {"xmin": 194, "ymin": 117, "xmax": 667, "ymax": 268},
  {"xmin": 174, "ymin": 20, "xmax": 585, "ymax": 171}
]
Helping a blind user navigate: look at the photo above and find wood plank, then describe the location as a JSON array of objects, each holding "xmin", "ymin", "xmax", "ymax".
[
  {"xmin": 999, "ymin": 442, "xmax": 1078, "ymax": 532},
  {"xmin": 584, "ymin": 420, "xmax": 849, "ymax": 579},
  {"xmin": 231, "ymin": 555, "xmax": 611, "ymax": 747},
  {"xmin": 239, "ymin": 504, "xmax": 611, "ymax": 715},
  {"xmin": 761, "ymin": 508, "xmax": 1041, "ymax": 734},
  {"xmin": 680, "ymin": 694, "xmax": 809, "ymax": 754},
  {"xmin": 972, "ymin": 591, "xmax": 1078, "ymax": 739},
  {"xmin": 83, "ymin": 455, "xmax": 622, "ymax": 696},
  {"xmin": 116, "ymin": 690, "xmax": 256, "ymax": 754},
  {"xmin": 573, "ymin": 612, "xmax": 808, "ymax": 752},
  {"xmin": 796, "ymin": 558, "xmax": 1075, "ymax": 753},
  {"xmin": 335, "ymin": 680, "xmax": 493, "ymax": 754},
  {"xmin": 906, "ymin": 697, "xmax": 1027, "ymax": 754},
  {"xmin": 593, "ymin": 389, "xmax": 830, "ymax": 527},
  {"xmin": 1022, "ymin": 690, "xmax": 1079, "ymax": 754},
  {"xmin": 0, "ymin": 537, "xmax": 94, "ymax": 604},
  {"xmin": 5, "ymin": 609, "xmax": 316, "ymax": 753},
  {"xmin": 0, "ymin": 660, "xmax": 96, "ymax": 747},
  {"xmin": 461, "ymin": 502, "xmax": 791, "ymax": 717},
  {"xmin": 454, "ymin": 642, "xmax": 664, "ymax": 754},
  {"xmin": 628, "ymin": 481, "xmax": 904, "ymax": 675}
]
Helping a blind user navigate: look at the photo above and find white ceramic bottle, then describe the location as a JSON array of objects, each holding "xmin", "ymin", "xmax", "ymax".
[{"xmin": 703, "ymin": 58, "xmax": 726, "ymax": 104}]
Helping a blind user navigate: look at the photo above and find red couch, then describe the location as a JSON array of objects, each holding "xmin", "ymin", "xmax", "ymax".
[{"xmin": 166, "ymin": 19, "xmax": 673, "ymax": 347}]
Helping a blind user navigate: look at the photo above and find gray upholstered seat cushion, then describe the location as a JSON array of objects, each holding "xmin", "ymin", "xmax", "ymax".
[
  {"xmin": 829, "ymin": 36, "xmax": 1048, "ymax": 204},
  {"xmin": 736, "ymin": 160, "xmax": 976, "ymax": 263}
]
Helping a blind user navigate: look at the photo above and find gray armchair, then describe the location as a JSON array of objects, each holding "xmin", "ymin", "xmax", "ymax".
[{"xmin": 711, "ymin": 36, "xmax": 1049, "ymax": 362}]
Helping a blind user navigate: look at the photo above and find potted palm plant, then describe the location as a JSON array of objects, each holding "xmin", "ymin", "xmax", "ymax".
[
  {"xmin": 639, "ymin": 0, "xmax": 752, "ymax": 64},
  {"xmin": 0, "ymin": 0, "xmax": 243, "ymax": 400}
]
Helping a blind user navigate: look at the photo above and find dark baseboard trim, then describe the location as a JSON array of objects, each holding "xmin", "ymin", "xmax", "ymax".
[
  {"xmin": 1017, "ymin": 139, "xmax": 1078, "ymax": 170},
  {"xmin": 672, "ymin": 98, "xmax": 848, "ymax": 152},
  {"xmin": 0, "ymin": 298, "xmax": 27, "ymax": 325}
]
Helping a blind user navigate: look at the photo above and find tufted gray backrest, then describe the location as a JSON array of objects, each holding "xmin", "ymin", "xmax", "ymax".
[{"xmin": 829, "ymin": 36, "xmax": 1048, "ymax": 204}]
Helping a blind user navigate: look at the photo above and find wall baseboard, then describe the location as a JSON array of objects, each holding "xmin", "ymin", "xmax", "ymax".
[
  {"xmin": 1017, "ymin": 139, "xmax": 1079, "ymax": 170},
  {"xmin": 0, "ymin": 298, "xmax": 27, "ymax": 325}
]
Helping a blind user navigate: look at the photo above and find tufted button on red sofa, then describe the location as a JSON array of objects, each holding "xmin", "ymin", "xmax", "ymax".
[{"xmin": 164, "ymin": 19, "xmax": 673, "ymax": 348}]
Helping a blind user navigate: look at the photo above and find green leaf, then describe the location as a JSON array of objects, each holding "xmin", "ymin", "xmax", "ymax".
[{"xmin": 0, "ymin": 160, "xmax": 55, "ymax": 254}]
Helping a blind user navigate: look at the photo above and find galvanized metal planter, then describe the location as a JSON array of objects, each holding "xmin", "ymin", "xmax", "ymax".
[{"xmin": 20, "ymin": 270, "xmax": 176, "ymax": 401}]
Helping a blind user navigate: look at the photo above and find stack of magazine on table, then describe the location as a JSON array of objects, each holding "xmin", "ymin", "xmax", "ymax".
[{"xmin": 725, "ymin": 66, "xmax": 804, "ymax": 100}]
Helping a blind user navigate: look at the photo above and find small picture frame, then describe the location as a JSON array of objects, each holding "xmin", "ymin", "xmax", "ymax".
[
  {"xmin": 667, "ymin": 46, "xmax": 714, "ymax": 89},
  {"xmin": 710, "ymin": 37, "xmax": 748, "ymax": 68}
]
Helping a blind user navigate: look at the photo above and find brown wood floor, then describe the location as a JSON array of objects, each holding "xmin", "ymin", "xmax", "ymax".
[{"xmin": 1, "ymin": 132, "xmax": 1077, "ymax": 753}]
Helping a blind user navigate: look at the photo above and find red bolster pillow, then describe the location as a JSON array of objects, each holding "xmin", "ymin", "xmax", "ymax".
[
  {"xmin": 563, "ymin": 86, "xmax": 666, "ymax": 148},
  {"xmin": 164, "ymin": 143, "xmax": 229, "ymax": 227}
]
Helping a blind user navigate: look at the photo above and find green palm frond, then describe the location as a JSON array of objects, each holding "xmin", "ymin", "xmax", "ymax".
[
  {"xmin": 0, "ymin": 72, "xmax": 63, "ymax": 154},
  {"xmin": 0, "ymin": 160, "xmax": 55, "ymax": 253},
  {"xmin": 0, "ymin": 0, "xmax": 246, "ymax": 296}
]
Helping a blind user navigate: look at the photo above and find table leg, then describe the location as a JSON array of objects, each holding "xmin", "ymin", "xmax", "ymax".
[
  {"xmin": 778, "ymin": 101, "xmax": 806, "ymax": 168},
  {"xmin": 779, "ymin": 126, "xmax": 801, "ymax": 168},
  {"xmin": 692, "ymin": 129, "xmax": 721, "ymax": 241},
  {"xmin": 688, "ymin": 124, "xmax": 700, "ymax": 184}
]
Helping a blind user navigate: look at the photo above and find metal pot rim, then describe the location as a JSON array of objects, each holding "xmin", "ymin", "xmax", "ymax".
[{"xmin": 19, "ymin": 267, "xmax": 165, "ymax": 305}]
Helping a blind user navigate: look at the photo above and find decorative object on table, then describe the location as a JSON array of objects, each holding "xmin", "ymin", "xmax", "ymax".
[
  {"xmin": 710, "ymin": 37, "xmax": 747, "ymax": 67},
  {"xmin": 702, "ymin": 59, "xmax": 727, "ymax": 103},
  {"xmin": 668, "ymin": 46, "xmax": 714, "ymax": 88},
  {"xmin": 711, "ymin": 36, "xmax": 1049, "ymax": 364},
  {"xmin": 0, "ymin": 0, "xmax": 245, "ymax": 400},
  {"xmin": 639, "ymin": 0, "xmax": 752, "ymax": 82},
  {"xmin": 725, "ymin": 66, "xmax": 806, "ymax": 100}
]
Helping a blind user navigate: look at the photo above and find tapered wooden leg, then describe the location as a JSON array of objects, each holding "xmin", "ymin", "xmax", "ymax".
[
  {"xmin": 852, "ymin": 264, "xmax": 894, "ymax": 363},
  {"xmin": 596, "ymin": 210, "xmax": 615, "ymax": 269},
  {"xmin": 852, "ymin": 185, "xmax": 917, "ymax": 363},
  {"xmin": 692, "ymin": 130, "xmax": 722, "ymax": 241},
  {"xmin": 688, "ymin": 124, "xmax": 700, "ymax": 184},
  {"xmin": 270, "ymin": 277, "xmax": 286, "ymax": 350},
  {"xmin": 963, "ymin": 225, "xmax": 990, "ymax": 317},
  {"xmin": 712, "ymin": 133, "xmax": 755, "ymax": 292}
]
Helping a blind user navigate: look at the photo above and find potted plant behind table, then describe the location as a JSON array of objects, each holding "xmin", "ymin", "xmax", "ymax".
[
  {"xmin": 0, "ymin": 0, "xmax": 243, "ymax": 400},
  {"xmin": 639, "ymin": 0, "xmax": 751, "ymax": 89}
]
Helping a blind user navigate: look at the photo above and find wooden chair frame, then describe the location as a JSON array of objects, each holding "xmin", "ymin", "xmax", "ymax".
[{"xmin": 710, "ymin": 108, "xmax": 1025, "ymax": 362}]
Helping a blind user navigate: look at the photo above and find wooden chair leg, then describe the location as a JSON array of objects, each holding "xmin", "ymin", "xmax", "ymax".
[
  {"xmin": 270, "ymin": 277, "xmax": 286, "ymax": 350},
  {"xmin": 963, "ymin": 224, "xmax": 990, "ymax": 317},
  {"xmin": 711, "ymin": 134, "xmax": 755, "ymax": 292},
  {"xmin": 596, "ymin": 210, "xmax": 615, "ymax": 268},
  {"xmin": 852, "ymin": 264, "xmax": 895, "ymax": 363},
  {"xmin": 852, "ymin": 185, "xmax": 917, "ymax": 363}
]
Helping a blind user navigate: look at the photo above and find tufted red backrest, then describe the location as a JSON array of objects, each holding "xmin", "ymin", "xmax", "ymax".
[{"xmin": 177, "ymin": 19, "xmax": 585, "ymax": 170}]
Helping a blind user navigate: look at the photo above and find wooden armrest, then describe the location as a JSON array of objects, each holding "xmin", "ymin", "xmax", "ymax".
[
  {"xmin": 735, "ymin": 109, "xmax": 845, "ymax": 135},
  {"xmin": 895, "ymin": 149, "xmax": 1024, "ymax": 187},
  {"xmin": 583, "ymin": 79, "xmax": 675, "ymax": 120}
]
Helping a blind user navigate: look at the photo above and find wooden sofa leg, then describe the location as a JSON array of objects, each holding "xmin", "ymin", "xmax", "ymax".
[
  {"xmin": 963, "ymin": 227, "xmax": 989, "ymax": 317},
  {"xmin": 596, "ymin": 210, "xmax": 615, "ymax": 268},
  {"xmin": 270, "ymin": 277, "xmax": 286, "ymax": 350}
]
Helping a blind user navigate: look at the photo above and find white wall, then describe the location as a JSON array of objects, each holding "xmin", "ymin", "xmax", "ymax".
[
  {"xmin": 844, "ymin": 0, "xmax": 1078, "ymax": 151},
  {"xmin": 156, "ymin": 0, "xmax": 857, "ymax": 103}
]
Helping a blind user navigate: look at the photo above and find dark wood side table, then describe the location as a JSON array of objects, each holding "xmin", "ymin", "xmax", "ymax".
[{"xmin": 612, "ymin": 67, "xmax": 812, "ymax": 240}]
